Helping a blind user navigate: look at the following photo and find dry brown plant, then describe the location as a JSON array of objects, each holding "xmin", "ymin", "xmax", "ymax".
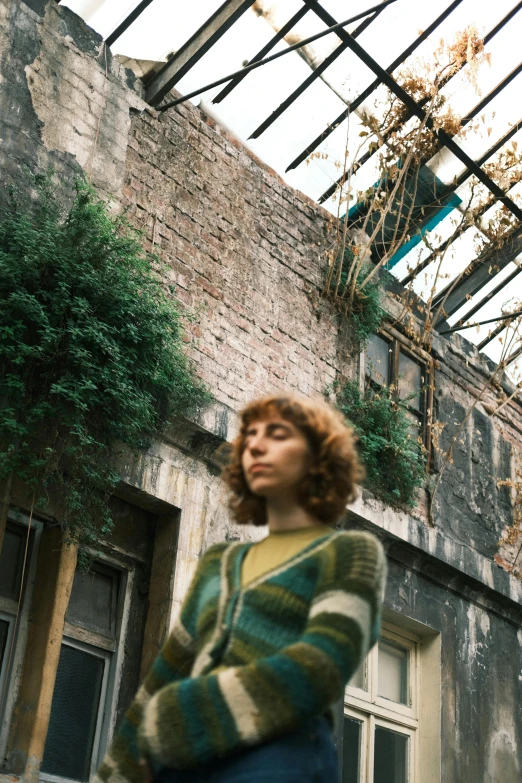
[{"xmin": 320, "ymin": 28, "xmax": 522, "ymax": 552}]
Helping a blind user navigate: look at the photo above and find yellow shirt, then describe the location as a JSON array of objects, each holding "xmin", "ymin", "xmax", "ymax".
[{"xmin": 241, "ymin": 525, "xmax": 333, "ymax": 587}]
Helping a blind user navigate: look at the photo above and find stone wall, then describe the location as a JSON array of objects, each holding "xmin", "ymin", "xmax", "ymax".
[{"xmin": 0, "ymin": 0, "xmax": 144, "ymax": 198}]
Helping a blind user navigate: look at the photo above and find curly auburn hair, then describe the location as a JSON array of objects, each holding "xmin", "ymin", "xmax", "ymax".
[{"xmin": 220, "ymin": 394, "xmax": 363, "ymax": 527}]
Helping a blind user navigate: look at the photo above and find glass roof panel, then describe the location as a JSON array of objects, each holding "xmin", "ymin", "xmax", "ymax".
[
  {"xmin": 388, "ymin": 204, "xmax": 466, "ymax": 281},
  {"xmin": 410, "ymin": 224, "xmax": 484, "ymax": 300},
  {"xmin": 447, "ymin": 260, "xmax": 522, "ymax": 328},
  {"xmin": 60, "ymin": 0, "xmax": 522, "ymax": 372},
  {"xmin": 427, "ymin": 81, "xmax": 522, "ymax": 187}
]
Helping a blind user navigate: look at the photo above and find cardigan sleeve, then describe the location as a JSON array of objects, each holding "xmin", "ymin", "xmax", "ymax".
[
  {"xmin": 137, "ymin": 532, "xmax": 386, "ymax": 770},
  {"xmin": 92, "ymin": 543, "xmax": 226, "ymax": 783}
]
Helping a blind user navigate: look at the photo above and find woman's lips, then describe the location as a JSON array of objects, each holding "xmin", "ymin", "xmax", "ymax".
[{"xmin": 249, "ymin": 463, "xmax": 270, "ymax": 474}]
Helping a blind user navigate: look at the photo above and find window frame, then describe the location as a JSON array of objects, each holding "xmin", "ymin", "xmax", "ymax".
[
  {"xmin": 344, "ymin": 622, "xmax": 421, "ymax": 783},
  {"xmin": 361, "ymin": 325, "xmax": 434, "ymax": 468},
  {"xmin": 0, "ymin": 609, "xmax": 16, "ymax": 713},
  {"xmin": 39, "ymin": 556, "xmax": 132, "ymax": 783},
  {"xmin": 0, "ymin": 513, "xmax": 42, "ymax": 759},
  {"xmin": 39, "ymin": 638, "xmax": 112, "ymax": 783},
  {"xmin": 344, "ymin": 706, "xmax": 417, "ymax": 783}
]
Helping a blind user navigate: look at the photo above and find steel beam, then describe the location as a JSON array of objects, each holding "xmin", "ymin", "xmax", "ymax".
[
  {"xmin": 106, "ymin": 0, "xmax": 156, "ymax": 47},
  {"xmin": 506, "ymin": 342, "xmax": 522, "ymax": 366},
  {"xmin": 304, "ymin": 26, "xmax": 522, "ymax": 225},
  {"xmin": 310, "ymin": 1, "xmax": 522, "ymax": 190},
  {"xmin": 158, "ymin": 2, "xmax": 399, "ymax": 111},
  {"xmin": 146, "ymin": 0, "xmax": 255, "ymax": 105},
  {"xmin": 434, "ymin": 230, "xmax": 522, "ymax": 329},
  {"xmin": 285, "ymin": 0, "xmax": 466, "ymax": 173},
  {"xmin": 439, "ymin": 307, "xmax": 522, "ymax": 334},
  {"xmin": 248, "ymin": 3, "xmax": 384, "ymax": 139},
  {"xmin": 477, "ymin": 320, "xmax": 509, "ymax": 350},
  {"xmin": 442, "ymin": 265, "xmax": 522, "ymax": 331},
  {"xmin": 335, "ymin": 58, "xmax": 522, "ymax": 208},
  {"xmin": 418, "ymin": 116, "xmax": 522, "ymax": 310},
  {"xmin": 401, "ymin": 113, "xmax": 522, "ymax": 287},
  {"xmin": 212, "ymin": 5, "xmax": 311, "ymax": 104}
]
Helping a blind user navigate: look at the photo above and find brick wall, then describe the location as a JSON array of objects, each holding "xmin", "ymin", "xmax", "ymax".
[{"xmin": 122, "ymin": 106, "xmax": 344, "ymax": 407}]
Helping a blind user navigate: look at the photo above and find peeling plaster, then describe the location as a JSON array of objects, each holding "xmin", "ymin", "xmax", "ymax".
[
  {"xmin": 24, "ymin": 3, "xmax": 145, "ymax": 194},
  {"xmin": 485, "ymin": 725, "xmax": 520, "ymax": 782},
  {"xmin": 465, "ymin": 603, "xmax": 490, "ymax": 670}
]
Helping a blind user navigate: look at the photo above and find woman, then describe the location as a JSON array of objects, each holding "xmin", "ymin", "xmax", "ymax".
[{"xmin": 93, "ymin": 394, "xmax": 386, "ymax": 783}]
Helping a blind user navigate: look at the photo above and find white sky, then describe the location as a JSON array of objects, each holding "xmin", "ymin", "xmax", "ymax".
[{"xmin": 63, "ymin": 0, "xmax": 522, "ymax": 382}]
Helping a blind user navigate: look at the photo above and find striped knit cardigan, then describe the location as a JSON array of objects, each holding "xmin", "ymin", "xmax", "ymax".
[{"xmin": 93, "ymin": 530, "xmax": 386, "ymax": 781}]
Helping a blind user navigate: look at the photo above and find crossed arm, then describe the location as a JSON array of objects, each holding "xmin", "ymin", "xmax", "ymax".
[{"xmin": 137, "ymin": 533, "xmax": 386, "ymax": 771}]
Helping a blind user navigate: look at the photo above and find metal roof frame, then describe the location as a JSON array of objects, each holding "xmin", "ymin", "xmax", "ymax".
[
  {"xmin": 212, "ymin": 4, "xmax": 312, "ymax": 104},
  {"xmin": 248, "ymin": 2, "xmax": 384, "ymax": 140},
  {"xmin": 300, "ymin": 1, "xmax": 522, "ymax": 192},
  {"xmin": 93, "ymin": 0, "xmax": 522, "ymax": 349},
  {"xmin": 285, "ymin": 0, "xmax": 468, "ymax": 173}
]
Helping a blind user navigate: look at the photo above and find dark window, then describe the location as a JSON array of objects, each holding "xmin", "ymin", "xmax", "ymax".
[
  {"xmin": 365, "ymin": 331, "xmax": 431, "ymax": 451},
  {"xmin": 0, "ymin": 618, "xmax": 9, "ymax": 674},
  {"xmin": 0, "ymin": 524, "xmax": 25, "ymax": 601},
  {"xmin": 42, "ymin": 563, "xmax": 122, "ymax": 781},
  {"xmin": 41, "ymin": 644, "xmax": 105, "ymax": 782},
  {"xmin": 366, "ymin": 334, "xmax": 391, "ymax": 386},
  {"xmin": 342, "ymin": 716, "xmax": 362, "ymax": 783},
  {"xmin": 66, "ymin": 565, "xmax": 119, "ymax": 638},
  {"xmin": 373, "ymin": 726, "xmax": 408, "ymax": 783}
]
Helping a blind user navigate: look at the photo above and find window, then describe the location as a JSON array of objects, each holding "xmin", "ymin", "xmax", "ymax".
[
  {"xmin": 364, "ymin": 326, "xmax": 433, "ymax": 456},
  {"xmin": 343, "ymin": 623, "xmax": 419, "ymax": 783},
  {"xmin": 342, "ymin": 619, "xmax": 441, "ymax": 783},
  {"xmin": 41, "ymin": 563, "xmax": 124, "ymax": 783},
  {"xmin": 0, "ymin": 521, "xmax": 34, "ymax": 725}
]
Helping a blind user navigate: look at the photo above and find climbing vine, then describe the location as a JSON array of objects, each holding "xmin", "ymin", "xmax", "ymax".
[
  {"xmin": 320, "ymin": 27, "xmax": 522, "ymax": 530},
  {"xmin": 324, "ymin": 245, "xmax": 386, "ymax": 346},
  {"xmin": 321, "ymin": 26, "xmax": 522, "ymax": 350},
  {"xmin": 0, "ymin": 174, "xmax": 209, "ymax": 559},
  {"xmin": 331, "ymin": 380, "xmax": 426, "ymax": 510}
]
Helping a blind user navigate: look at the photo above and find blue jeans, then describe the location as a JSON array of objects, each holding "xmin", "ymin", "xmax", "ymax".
[{"xmin": 154, "ymin": 716, "xmax": 338, "ymax": 783}]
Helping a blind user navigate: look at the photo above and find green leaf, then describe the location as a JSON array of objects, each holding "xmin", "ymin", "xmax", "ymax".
[{"xmin": 0, "ymin": 172, "xmax": 210, "ymax": 558}]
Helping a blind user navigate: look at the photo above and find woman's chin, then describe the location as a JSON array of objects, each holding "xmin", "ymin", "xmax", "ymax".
[{"xmin": 248, "ymin": 480, "xmax": 280, "ymax": 497}]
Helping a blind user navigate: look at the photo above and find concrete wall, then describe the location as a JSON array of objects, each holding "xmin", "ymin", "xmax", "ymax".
[{"xmin": 1, "ymin": 1, "xmax": 521, "ymax": 780}]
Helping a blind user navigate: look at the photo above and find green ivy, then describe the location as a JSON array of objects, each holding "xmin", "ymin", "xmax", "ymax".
[
  {"xmin": 0, "ymin": 175, "xmax": 209, "ymax": 559},
  {"xmin": 350, "ymin": 265, "xmax": 386, "ymax": 347},
  {"xmin": 325, "ymin": 245, "xmax": 386, "ymax": 347},
  {"xmin": 332, "ymin": 379, "xmax": 425, "ymax": 509}
]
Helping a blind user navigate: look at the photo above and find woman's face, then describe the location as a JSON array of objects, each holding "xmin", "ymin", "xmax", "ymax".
[{"xmin": 241, "ymin": 413, "xmax": 311, "ymax": 500}]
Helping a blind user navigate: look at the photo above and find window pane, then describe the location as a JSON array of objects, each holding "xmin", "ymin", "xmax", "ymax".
[
  {"xmin": 405, "ymin": 411, "xmax": 422, "ymax": 445},
  {"xmin": 0, "ymin": 619, "xmax": 9, "ymax": 671},
  {"xmin": 373, "ymin": 726, "xmax": 408, "ymax": 783},
  {"xmin": 367, "ymin": 335, "xmax": 391, "ymax": 386},
  {"xmin": 349, "ymin": 657, "xmax": 366, "ymax": 690},
  {"xmin": 398, "ymin": 352, "xmax": 422, "ymax": 410},
  {"xmin": 67, "ymin": 566, "xmax": 119, "ymax": 637},
  {"xmin": 0, "ymin": 526, "xmax": 25, "ymax": 600},
  {"xmin": 378, "ymin": 639, "xmax": 409, "ymax": 705},
  {"xmin": 343, "ymin": 717, "xmax": 362, "ymax": 783},
  {"xmin": 41, "ymin": 645, "xmax": 105, "ymax": 781}
]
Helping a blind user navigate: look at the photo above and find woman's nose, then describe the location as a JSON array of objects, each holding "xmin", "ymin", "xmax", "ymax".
[{"xmin": 249, "ymin": 436, "xmax": 266, "ymax": 455}]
